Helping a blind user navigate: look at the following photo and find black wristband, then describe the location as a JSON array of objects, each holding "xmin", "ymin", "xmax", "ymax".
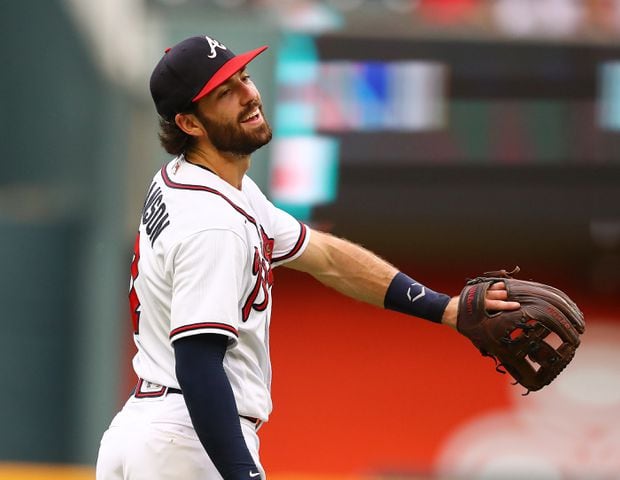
[{"xmin": 384, "ymin": 272, "xmax": 451, "ymax": 323}]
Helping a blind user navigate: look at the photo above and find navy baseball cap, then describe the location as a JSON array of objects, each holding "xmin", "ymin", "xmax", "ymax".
[{"xmin": 150, "ymin": 35, "xmax": 268, "ymax": 119}]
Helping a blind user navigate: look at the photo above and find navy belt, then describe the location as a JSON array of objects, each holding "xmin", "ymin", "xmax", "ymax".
[{"xmin": 132, "ymin": 378, "xmax": 180, "ymax": 398}]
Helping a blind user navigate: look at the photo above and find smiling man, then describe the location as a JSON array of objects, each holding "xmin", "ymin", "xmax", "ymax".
[{"xmin": 95, "ymin": 35, "xmax": 519, "ymax": 480}]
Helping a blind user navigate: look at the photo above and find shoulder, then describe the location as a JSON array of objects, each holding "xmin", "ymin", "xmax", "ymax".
[
  {"xmin": 242, "ymin": 175, "xmax": 269, "ymax": 203},
  {"xmin": 143, "ymin": 160, "xmax": 251, "ymax": 249},
  {"xmin": 160, "ymin": 160, "xmax": 250, "ymax": 226}
]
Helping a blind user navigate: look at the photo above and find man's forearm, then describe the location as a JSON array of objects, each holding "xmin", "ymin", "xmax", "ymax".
[
  {"xmin": 287, "ymin": 229, "xmax": 452, "ymax": 324},
  {"xmin": 288, "ymin": 230, "xmax": 398, "ymax": 307}
]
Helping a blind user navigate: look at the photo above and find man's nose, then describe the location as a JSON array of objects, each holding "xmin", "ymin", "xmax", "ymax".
[{"xmin": 239, "ymin": 82, "xmax": 258, "ymax": 105}]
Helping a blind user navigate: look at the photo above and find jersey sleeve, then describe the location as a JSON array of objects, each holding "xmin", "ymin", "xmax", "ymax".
[
  {"xmin": 269, "ymin": 208, "xmax": 309, "ymax": 267},
  {"xmin": 168, "ymin": 229, "xmax": 247, "ymax": 346},
  {"xmin": 242, "ymin": 175, "xmax": 309, "ymax": 267}
]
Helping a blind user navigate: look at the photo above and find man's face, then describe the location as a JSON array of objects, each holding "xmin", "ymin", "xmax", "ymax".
[{"xmin": 194, "ymin": 68, "xmax": 272, "ymax": 156}]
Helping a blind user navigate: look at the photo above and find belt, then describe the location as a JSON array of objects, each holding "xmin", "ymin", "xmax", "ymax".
[
  {"xmin": 132, "ymin": 378, "xmax": 180, "ymax": 399},
  {"xmin": 132, "ymin": 379, "xmax": 262, "ymax": 428},
  {"xmin": 240, "ymin": 415, "xmax": 262, "ymax": 428}
]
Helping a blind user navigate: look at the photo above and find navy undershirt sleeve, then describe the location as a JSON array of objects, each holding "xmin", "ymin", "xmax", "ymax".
[{"xmin": 174, "ymin": 333, "xmax": 260, "ymax": 480}]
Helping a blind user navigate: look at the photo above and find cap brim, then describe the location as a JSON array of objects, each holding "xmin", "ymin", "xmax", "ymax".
[{"xmin": 192, "ymin": 45, "xmax": 268, "ymax": 103}]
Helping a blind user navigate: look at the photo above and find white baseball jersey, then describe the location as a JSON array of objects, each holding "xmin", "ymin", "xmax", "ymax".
[{"xmin": 129, "ymin": 155, "xmax": 309, "ymax": 422}]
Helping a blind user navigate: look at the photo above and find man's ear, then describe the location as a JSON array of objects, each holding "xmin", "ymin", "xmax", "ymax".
[{"xmin": 174, "ymin": 112, "xmax": 205, "ymax": 138}]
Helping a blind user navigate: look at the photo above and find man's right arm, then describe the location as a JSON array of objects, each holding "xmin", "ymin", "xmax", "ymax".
[{"xmin": 286, "ymin": 228, "xmax": 519, "ymax": 326}]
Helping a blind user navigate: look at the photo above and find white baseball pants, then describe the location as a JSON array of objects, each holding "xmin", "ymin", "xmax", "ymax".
[{"xmin": 96, "ymin": 392, "xmax": 265, "ymax": 479}]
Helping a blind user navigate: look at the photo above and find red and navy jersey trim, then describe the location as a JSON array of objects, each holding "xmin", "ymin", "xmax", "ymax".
[
  {"xmin": 161, "ymin": 164, "xmax": 308, "ymax": 265},
  {"xmin": 170, "ymin": 322, "xmax": 239, "ymax": 340},
  {"xmin": 161, "ymin": 165, "xmax": 257, "ymax": 226},
  {"xmin": 273, "ymin": 222, "xmax": 308, "ymax": 264}
]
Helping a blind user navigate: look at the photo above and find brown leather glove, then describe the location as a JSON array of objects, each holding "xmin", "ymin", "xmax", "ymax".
[{"xmin": 457, "ymin": 267, "xmax": 585, "ymax": 394}]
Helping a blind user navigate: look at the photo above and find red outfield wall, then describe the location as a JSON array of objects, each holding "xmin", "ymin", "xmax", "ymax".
[
  {"xmin": 260, "ymin": 266, "xmax": 617, "ymax": 476},
  {"xmin": 261, "ymin": 267, "xmax": 507, "ymax": 474}
]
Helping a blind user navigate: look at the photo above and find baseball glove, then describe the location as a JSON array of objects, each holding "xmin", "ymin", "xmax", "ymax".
[{"xmin": 457, "ymin": 267, "xmax": 585, "ymax": 394}]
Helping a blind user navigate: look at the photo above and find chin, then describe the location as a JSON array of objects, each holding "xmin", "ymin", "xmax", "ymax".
[{"xmin": 249, "ymin": 127, "xmax": 273, "ymax": 150}]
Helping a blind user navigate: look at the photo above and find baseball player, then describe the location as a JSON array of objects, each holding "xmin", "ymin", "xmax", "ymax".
[{"xmin": 95, "ymin": 35, "xmax": 519, "ymax": 480}]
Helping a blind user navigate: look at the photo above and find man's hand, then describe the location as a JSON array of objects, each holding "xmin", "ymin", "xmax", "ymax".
[{"xmin": 442, "ymin": 282, "xmax": 520, "ymax": 330}]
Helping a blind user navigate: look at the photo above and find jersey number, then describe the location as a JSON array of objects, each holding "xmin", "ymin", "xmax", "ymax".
[
  {"xmin": 129, "ymin": 232, "xmax": 141, "ymax": 334},
  {"xmin": 241, "ymin": 229, "xmax": 274, "ymax": 321}
]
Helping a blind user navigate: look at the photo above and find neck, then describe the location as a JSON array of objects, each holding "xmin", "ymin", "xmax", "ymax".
[{"xmin": 185, "ymin": 145, "xmax": 250, "ymax": 190}]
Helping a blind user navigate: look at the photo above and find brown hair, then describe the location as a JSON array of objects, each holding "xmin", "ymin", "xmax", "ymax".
[{"xmin": 157, "ymin": 112, "xmax": 197, "ymax": 156}]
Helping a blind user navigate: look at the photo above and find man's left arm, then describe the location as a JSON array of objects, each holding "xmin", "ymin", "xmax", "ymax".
[{"xmin": 285, "ymin": 228, "xmax": 519, "ymax": 327}]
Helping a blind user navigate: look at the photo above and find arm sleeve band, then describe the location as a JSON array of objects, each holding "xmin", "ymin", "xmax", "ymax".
[
  {"xmin": 174, "ymin": 333, "xmax": 260, "ymax": 480},
  {"xmin": 384, "ymin": 272, "xmax": 451, "ymax": 323}
]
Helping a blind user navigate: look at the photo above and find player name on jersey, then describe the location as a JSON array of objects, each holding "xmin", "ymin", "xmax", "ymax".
[{"xmin": 142, "ymin": 182, "xmax": 171, "ymax": 246}]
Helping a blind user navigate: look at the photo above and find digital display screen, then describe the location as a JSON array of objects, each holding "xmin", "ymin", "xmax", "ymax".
[{"xmin": 308, "ymin": 36, "xmax": 620, "ymax": 166}]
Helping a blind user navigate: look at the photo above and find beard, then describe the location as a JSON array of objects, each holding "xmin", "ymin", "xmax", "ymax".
[{"xmin": 196, "ymin": 103, "xmax": 273, "ymax": 156}]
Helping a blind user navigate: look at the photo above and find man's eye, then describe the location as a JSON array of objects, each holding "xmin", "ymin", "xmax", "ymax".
[
  {"xmin": 218, "ymin": 89, "xmax": 231, "ymax": 98},
  {"xmin": 242, "ymin": 74, "xmax": 251, "ymax": 82}
]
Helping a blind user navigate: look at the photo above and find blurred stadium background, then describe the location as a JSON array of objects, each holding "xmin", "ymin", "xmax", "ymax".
[{"xmin": 2, "ymin": 0, "xmax": 620, "ymax": 478}]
